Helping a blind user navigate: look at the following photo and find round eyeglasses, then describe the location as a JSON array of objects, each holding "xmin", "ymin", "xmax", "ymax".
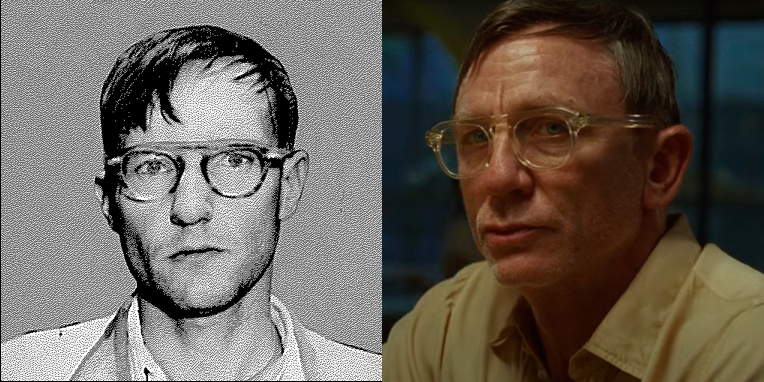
[
  {"xmin": 105, "ymin": 139, "xmax": 294, "ymax": 201},
  {"xmin": 425, "ymin": 107, "xmax": 659, "ymax": 179}
]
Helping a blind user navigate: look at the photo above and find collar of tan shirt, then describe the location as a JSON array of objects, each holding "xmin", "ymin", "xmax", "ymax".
[
  {"xmin": 126, "ymin": 294, "xmax": 304, "ymax": 381},
  {"xmin": 489, "ymin": 214, "xmax": 706, "ymax": 380},
  {"xmin": 384, "ymin": 213, "xmax": 763, "ymax": 381}
]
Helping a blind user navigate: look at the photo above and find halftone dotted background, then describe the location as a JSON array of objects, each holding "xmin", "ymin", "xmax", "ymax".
[{"xmin": 0, "ymin": 0, "xmax": 381, "ymax": 352}]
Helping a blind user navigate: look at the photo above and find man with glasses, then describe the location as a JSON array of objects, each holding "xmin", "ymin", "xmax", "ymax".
[
  {"xmin": 1, "ymin": 25, "xmax": 380, "ymax": 381},
  {"xmin": 384, "ymin": 1, "xmax": 763, "ymax": 381}
]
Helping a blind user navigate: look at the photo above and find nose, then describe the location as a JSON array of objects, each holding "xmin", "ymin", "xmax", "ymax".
[
  {"xmin": 480, "ymin": 126, "xmax": 534, "ymax": 198},
  {"xmin": 170, "ymin": 158, "xmax": 213, "ymax": 227}
]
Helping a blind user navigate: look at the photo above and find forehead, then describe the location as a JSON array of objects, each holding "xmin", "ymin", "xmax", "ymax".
[
  {"xmin": 123, "ymin": 59, "xmax": 275, "ymax": 148},
  {"xmin": 455, "ymin": 27, "xmax": 622, "ymax": 118}
]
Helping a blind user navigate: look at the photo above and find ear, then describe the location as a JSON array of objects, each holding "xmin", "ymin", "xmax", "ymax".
[
  {"xmin": 643, "ymin": 124, "xmax": 693, "ymax": 210},
  {"xmin": 278, "ymin": 150, "xmax": 309, "ymax": 221},
  {"xmin": 94, "ymin": 171, "xmax": 117, "ymax": 231}
]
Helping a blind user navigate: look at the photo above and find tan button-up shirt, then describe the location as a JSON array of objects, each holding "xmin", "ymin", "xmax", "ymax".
[{"xmin": 383, "ymin": 215, "xmax": 764, "ymax": 381}]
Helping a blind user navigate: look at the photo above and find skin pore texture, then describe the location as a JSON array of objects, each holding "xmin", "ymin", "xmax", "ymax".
[
  {"xmin": 456, "ymin": 26, "xmax": 692, "ymax": 382},
  {"xmin": 95, "ymin": 60, "xmax": 308, "ymax": 381}
]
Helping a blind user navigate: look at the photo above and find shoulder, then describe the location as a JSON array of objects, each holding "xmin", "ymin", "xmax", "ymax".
[
  {"xmin": 293, "ymin": 322, "xmax": 381, "ymax": 381},
  {"xmin": 391, "ymin": 260, "xmax": 500, "ymax": 328},
  {"xmin": 672, "ymin": 244, "xmax": 764, "ymax": 379},
  {"xmin": 693, "ymin": 243, "xmax": 764, "ymax": 301},
  {"xmin": 694, "ymin": 244, "xmax": 764, "ymax": 378},
  {"xmin": 703, "ymin": 302, "xmax": 764, "ymax": 379},
  {"xmin": 383, "ymin": 261, "xmax": 512, "ymax": 382},
  {"xmin": 385, "ymin": 262, "xmax": 484, "ymax": 353},
  {"xmin": 1, "ymin": 316, "xmax": 112, "ymax": 381},
  {"xmin": 401, "ymin": 261, "xmax": 494, "ymax": 317},
  {"xmin": 679, "ymin": 244, "xmax": 764, "ymax": 343}
]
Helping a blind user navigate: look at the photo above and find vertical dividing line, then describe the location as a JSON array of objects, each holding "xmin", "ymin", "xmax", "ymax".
[{"xmin": 699, "ymin": 0, "xmax": 717, "ymax": 245}]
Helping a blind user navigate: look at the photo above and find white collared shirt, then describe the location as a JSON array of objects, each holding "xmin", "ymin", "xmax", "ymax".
[{"xmin": 126, "ymin": 295, "xmax": 305, "ymax": 381}]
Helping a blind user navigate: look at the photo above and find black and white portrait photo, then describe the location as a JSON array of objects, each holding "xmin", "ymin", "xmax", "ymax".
[{"xmin": 1, "ymin": 1, "xmax": 381, "ymax": 380}]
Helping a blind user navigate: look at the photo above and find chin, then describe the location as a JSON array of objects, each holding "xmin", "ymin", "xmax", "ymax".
[
  {"xmin": 139, "ymin": 277, "xmax": 251, "ymax": 318},
  {"xmin": 181, "ymin": 281, "xmax": 246, "ymax": 312},
  {"xmin": 486, "ymin": 249, "xmax": 564, "ymax": 287},
  {"xmin": 132, "ymin": 249, "xmax": 275, "ymax": 318},
  {"xmin": 142, "ymin": 261, "xmax": 270, "ymax": 319}
]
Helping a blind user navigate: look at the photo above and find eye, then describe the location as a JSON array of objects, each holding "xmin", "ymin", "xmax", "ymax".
[
  {"xmin": 515, "ymin": 116, "xmax": 570, "ymax": 141},
  {"xmin": 521, "ymin": 117, "xmax": 569, "ymax": 138},
  {"xmin": 541, "ymin": 122, "xmax": 566, "ymax": 136},
  {"xmin": 221, "ymin": 151, "xmax": 256, "ymax": 168},
  {"xmin": 456, "ymin": 125, "xmax": 489, "ymax": 145},
  {"xmin": 134, "ymin": 158, "xmax": 173, "ymax": 176},
  {"xmin": 468, "ymin": 129, "xmax": 489, "ymax": 143}
]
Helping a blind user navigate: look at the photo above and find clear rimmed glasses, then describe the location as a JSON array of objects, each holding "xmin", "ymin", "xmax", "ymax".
[
  {"xmin": 105, "ymin": 139, "xmax": 294, "ymax": 201},
  {"xmin": 425, "ymin": 107, "xmax": 659, "ymax": 179}
]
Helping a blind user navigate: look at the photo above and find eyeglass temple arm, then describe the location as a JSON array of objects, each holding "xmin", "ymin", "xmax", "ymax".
[
  {"xmin": 586, "ymin": 115, "xmax": 660, "ymax": 129},
  {"xmin": 105, "ymin": 156, "xmax": 122, "ymax": 166}
]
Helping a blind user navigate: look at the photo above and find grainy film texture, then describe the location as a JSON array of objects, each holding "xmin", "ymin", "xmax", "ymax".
[{"xmin": 1, "ymin": 0, "xmax": 381, "ymax": 379}]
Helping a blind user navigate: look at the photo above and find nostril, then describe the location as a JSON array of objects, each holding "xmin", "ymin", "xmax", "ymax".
[
  {"xmin": 170, "ymin": 207, "xmax": 212, "ymax": 227},
  {"xmin": 169, "ymin": 191, "xmax": 213, "ymax": 227}
]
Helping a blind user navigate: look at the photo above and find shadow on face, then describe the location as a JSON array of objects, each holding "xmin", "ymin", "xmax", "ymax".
[{"xmin": 456, "ymin": 30, "xmax": 652, "ymax": 288}]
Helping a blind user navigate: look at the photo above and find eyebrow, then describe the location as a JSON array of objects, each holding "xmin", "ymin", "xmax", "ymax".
[{"xmin": 120, "ymin": 139, "xmax": 272, "ymax": 152}]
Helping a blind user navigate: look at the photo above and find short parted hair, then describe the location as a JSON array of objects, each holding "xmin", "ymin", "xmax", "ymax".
[
  {"xmin": 456, "ymin": 0, "xmax": 680, "ymax": 128},
  {"xmin": 100, "ymin": 25, "xmax": 298, "ymax": 157}
]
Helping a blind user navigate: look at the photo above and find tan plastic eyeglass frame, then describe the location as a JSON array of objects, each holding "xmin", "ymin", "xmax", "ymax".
[{"xmin": 425, "ymin": 107, "xmax": 659, "ymax": 179}]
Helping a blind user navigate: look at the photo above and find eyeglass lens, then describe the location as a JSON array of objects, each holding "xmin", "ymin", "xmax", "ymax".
[
  {"xmin": 121, "ymin": 149, "xmax": 265, "ymax": 201},
  {"xmin": 438, "ymin": 114, "xmax": 574, "ymax": 177}
]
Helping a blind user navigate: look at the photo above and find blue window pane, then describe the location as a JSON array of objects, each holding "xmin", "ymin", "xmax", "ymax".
[
  {"xmin": 655, "ymin": 23, "xmax": 703, "ymax": 236},
  {"xmin": 383, "ymin": 32, "xmax": 461, "ymax": 316},
  {"xmin": 383, "ymin": 36, "xmax": 415, "ymax": 102},
  {"xmin": 709, "ymin": 22, "xmax": 764, "ymax": 270}
]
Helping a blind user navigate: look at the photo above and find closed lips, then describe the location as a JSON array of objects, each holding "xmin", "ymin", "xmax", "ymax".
[
  {"xmin": 480, "ymin": 224, "xmax": 547, "ymax": 246},
  {"xmin": 483, "ymin": 224, "xmax": 540, "ymax": 234},
  {"xmin": 170, "ymin": 247, "xmax": 224, "ymax": 258}
]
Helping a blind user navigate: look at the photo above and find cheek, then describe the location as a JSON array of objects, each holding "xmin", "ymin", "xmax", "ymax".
[
  {"xmin": 215, "ymin": 184, "xmax": 280, "ymax": 246},
  {"xmin": 586, "ymin": 142, "xmax": 645, "ymax": 207},
  {"xmin": 459, "ymin": 180, "xmax": 484, "ymax": 237},
  {"xmin": 550, "ymin": 144, "xmax": 646, "ymax": 241},
  {"xmin": 221, "ymin": 201, "xmax": 276, "ymax": 238},
  {"xmin": 118, "ymin": 197, "xmax": 172, "ymax": 250}
]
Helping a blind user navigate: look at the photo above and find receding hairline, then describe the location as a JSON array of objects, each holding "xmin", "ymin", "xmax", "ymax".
[
  {"xmin": 455, "ymin": 24, "xmax": 622, "ymax": 115},
  {"xmin": 453, "ymin": 0, "xmax": 680, "ymax": 128},
  {"xmin": 461, "ymin": 23, "xmax": 613, "ymax": 77},
  {"xmin": 100, "ymin": 25, "xmax": 299, "ymax": 157},
  {"xmin": 112, "ymin": 58, "xmax": 280, "ymax": 151},
  {"xmin": 179, "ymin": 57, "xmax": 268, "ymax": 87},
  {"xmin": 144, "ymin": 56, "xmax": 277, "ymax": 130}
]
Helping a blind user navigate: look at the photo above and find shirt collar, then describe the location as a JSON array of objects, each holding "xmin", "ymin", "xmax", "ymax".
[
  {"xmin": 126, "ymin": 298, "xmax": 166, "ymax": 381},
  {"xmin": 126, "ymin": 294, "xmax": 305, "ymax": 381},
  {"xmin": 582, "ymin": 214, "xmax": 701, "ymax": 379},
  {"xmin": 489, "ymin": 214, "xmax": 702, "ymax": 380}
]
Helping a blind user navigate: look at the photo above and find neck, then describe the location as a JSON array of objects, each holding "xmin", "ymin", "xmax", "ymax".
[
  {"xmin": 139, "ymin": 267, "xmax": 281, "ymax": 380},
  {"xmin": 521, "ymin": 211, "xmax": 665, "ymax": 381}
]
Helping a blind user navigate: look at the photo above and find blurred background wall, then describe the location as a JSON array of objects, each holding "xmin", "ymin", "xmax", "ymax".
[{"xmin": 383, "ymin": 0, "xmax": 764, "ymax": 341}]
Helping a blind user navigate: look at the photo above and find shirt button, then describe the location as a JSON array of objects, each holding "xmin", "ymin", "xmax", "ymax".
[{"xmin": 537, "ymin": 369, "xmax": 549, "ymax": 381}]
